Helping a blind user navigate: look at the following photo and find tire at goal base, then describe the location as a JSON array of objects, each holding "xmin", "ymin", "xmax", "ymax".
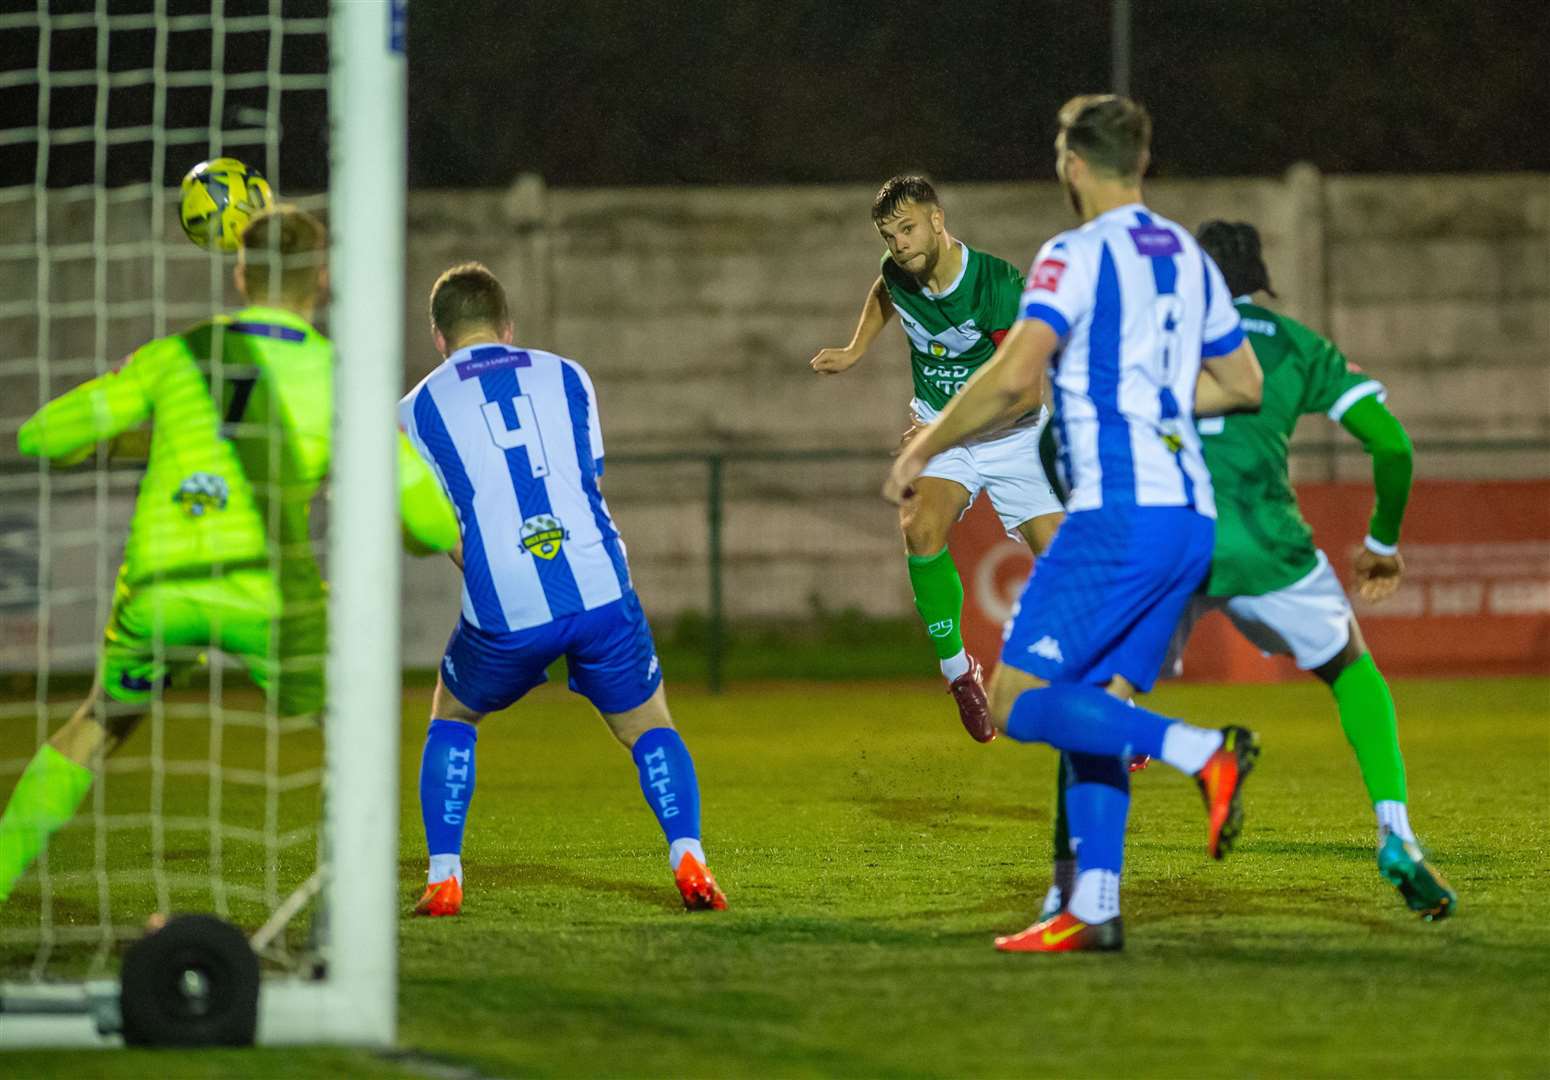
[{"xmin": 119, "ymin": 913, "xmax": 260, "ymax": 1047}]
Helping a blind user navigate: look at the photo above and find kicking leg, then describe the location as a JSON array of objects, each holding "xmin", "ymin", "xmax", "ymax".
[
  {"xmin": 0, "ymin": 681, "xmax": 141, "ymax": 903},
  {"xmin": 989, "ymin": 665, "xmax": 1260, "ymax": 861},
  {"xmin": 901, "ymin": 476, "xmax": 993, "ymax": 742},
  {"xmin": 1014, "ymin": 511, "xmax": 1064, "ymax": 557},
  {"xmin": 602, "ymin": 686, "xmax": 725, "ymax": 910}
]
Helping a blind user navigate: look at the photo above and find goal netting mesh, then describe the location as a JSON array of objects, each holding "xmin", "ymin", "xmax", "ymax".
[{"xmin": 0, "ymin": 0, "xmax": 332, "ymax": 985}]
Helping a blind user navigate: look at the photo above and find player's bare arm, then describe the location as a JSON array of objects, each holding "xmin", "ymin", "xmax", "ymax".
[
  {"xmin": 883, "ymin": 319, "xmax": 1055, "ymax": 503},
  {"xmin": 1194, "ymin": 339, "xmax": 1264, "ymax": 417},
  {"xmin": 810, "ymin": 275, "xmax": 893, "ymax": 374}
]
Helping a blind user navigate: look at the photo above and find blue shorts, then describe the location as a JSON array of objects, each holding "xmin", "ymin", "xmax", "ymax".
[
  {"xmin": 440, "ymin": 591, "xmax": 663, "ymax": 715},
  {"xmin": 1001, "ymin": 506, "xmax": 1213, "ymax": 693}
]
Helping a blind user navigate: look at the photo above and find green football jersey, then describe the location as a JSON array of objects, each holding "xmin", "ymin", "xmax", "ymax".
[
  {"xmin": 1199, "ymin": 299, "xmax": 1384, "ymax": 598},
  {"xmin": 880, "ymin": 241, "xmax": 1026, "ymax": 413},
  {"xmin": 19, "ymin": 306, "xmax": 331, "ymax": 594}
]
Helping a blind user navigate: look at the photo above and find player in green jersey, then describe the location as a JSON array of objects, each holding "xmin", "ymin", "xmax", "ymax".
[
  {"xmin": 810, "ymin": 176, "xmax": 1063, "ymax": 742},
  {"xmin": 1038, "ymin": 220, "xmax": 1454, "ymax": 922},
  {"xmin": 0, "ymin": 206, "xmax": 460, "ymax": 904}
]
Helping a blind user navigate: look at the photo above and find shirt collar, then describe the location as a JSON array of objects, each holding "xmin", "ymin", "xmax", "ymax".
[{"xmin": 921, "ymin": 240, "xmax": 969, "ymax": 299}]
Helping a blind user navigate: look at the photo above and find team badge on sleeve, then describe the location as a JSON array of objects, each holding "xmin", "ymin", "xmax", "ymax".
[
  {"xmin": 1031, "ymin": 259, "xmax": 1066, "ymax": 292},
  {"xmin": 520, "ymin": 514, "xmax": 568, "ymax": 560}
]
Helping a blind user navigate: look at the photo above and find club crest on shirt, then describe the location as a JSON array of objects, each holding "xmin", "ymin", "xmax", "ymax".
[
  {"xmin": 520, "ymin": 514, "xmax": 568, "ymax": 560},
  {"xmin": 172, "ymin": 472, "xmax": 229, "ymax": 517},
  {"xmin": 897, "ymin": 307, "xmax": 983, "ymax": 359}
]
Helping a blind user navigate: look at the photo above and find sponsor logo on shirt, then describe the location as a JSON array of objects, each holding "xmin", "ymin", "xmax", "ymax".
[
  {"xmin": 1127, "ymin": 225, "xmax": 1183, "ymax": 257},
  {"xmin": 172, "ymin": 472, "xmax": 229, "ymax": 517},
  {"xmin": 1031, "ymin": 259, "xmax": 1066, "ymax": 292},
  {"xmin": 520, "ymin": 514, "xmax": 568, "ymax": 560}
]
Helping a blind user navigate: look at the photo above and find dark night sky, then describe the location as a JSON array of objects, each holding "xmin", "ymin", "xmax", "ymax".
[
  {"xmin": 406, "ymin": 0, "xmax": 1548, "ymax": 186},
  {"xmin": 3, "ymin": 0, "xmax": 1545, "ymax": 191}
]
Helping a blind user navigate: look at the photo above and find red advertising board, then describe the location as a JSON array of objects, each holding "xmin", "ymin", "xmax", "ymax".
[{"xmin": 952, "ymin": 480, "xmax": 1550, "ymax": 682}]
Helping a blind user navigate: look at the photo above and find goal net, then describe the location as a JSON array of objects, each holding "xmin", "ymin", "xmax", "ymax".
[{"xmin": 0, "ymin": 0, "xmax": 402, "ymax": 1047}]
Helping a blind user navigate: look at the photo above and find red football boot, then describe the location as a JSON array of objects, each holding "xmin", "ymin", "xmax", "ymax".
[
  {"xmin": 1196, "ymin": 725, "xmax": 1261, "ymax": 860},
  {"xmin": 674, "ymin": 853, "xmax": 728, "ymax": 911},
  {"xmin": 995, "ymin": 910, "xmax": 1124, "ymax": 953},
  {"xmin": 414, "ymin": 876, "xmax": 463, "ymax": 917},
  {"xmin": 948, "ymin": 657, "xmax": 996, "ymax": 743}
]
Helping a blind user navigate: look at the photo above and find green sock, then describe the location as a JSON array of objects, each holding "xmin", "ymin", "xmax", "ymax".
[
  {"xmin": 907, "ymin": 547, "xmax": 965, "ymax": 661},
  {"xmin": 1331, "ymin": 653, "xmax": 1408, "ymax": 805},
  {"xmin": 0, "ymin": 744, "xmax": 94, "ymax": 902}
]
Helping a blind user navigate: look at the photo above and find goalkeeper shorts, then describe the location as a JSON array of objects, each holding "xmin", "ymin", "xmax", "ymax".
[{"xmin": 99, "ymin": 565, "xmax": 325, "ymax": 717}]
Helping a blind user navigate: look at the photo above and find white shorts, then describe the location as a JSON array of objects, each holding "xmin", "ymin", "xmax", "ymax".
[
  {"xmin": 1168, "ymin": 549, "xmax": 1354, "ymax": 673},
  {"xmin": 918, "ymin": 411, "xmax": 1064, "ymax": 536}
]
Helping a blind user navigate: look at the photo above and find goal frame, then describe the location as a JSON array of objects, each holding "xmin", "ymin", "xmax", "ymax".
[{"xmin": 0, "ymin": 0, "xmax": 407, "ymax": 1049}]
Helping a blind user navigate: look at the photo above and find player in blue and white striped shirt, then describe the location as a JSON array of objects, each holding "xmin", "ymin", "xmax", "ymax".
[
  {"xmin": 400, "ymin": 263, "xmax": 726, "ymax": 916},
  {"xmin": 886, "ymin": 96, "xmax": 1264, "ymax": 952}
]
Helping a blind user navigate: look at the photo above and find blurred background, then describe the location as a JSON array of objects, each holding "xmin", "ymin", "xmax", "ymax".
[{"xmin": 2, "ymin": 0, "xmax": 1546, "ymax": 686}]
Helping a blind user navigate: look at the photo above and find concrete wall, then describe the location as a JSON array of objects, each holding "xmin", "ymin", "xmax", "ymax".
[{"xmin": 1, "ymin": 169, "xmax": 1546, "ymax": 669}]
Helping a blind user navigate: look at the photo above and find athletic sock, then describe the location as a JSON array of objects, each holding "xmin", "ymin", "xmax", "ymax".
[
  {"xmin": 1005, "ymin": 682, "xmax": 1213, "ymax": 771},
  {"xmin": 907, "ymin": 547, "xmax": 966, "ymax": 672},
  {"xmin": 631, "ymin": 727, "xmax": 702, "ymax": 866},
  {"xmin": 1376, "ymin": 801, "xmax": 1416, "ymax": 844},
  {"xmin": 0, "ymin": 745, "xmax": 94, "ymax": 902},
  {"xmin": 419, "ymin": 719, "xmax": 477, "ymax": 885},
  {"xmin": 1068, "ymin": 869, "xmax": 1121, "ymax": 924},
  {"xmin": 1159, "ymin": 724, "xmax": 1225, "ymax": 774},
  {"xmin": 668, "ymin": 837, "xmax": 706, "ymax": 871},
  {"xmin": 1064, "ymin": 752, "xmax": 1128, "ymax": 923},
  {"xmin": 1331, "ymin": 654, "xmax": 1409, "ymax": 805},
  {"xmin": 428, "ymin": 853, "xmax": 463, "ymax": 886},
  {"xmin": 940, "ymin": 649, "xmax": 971, "ymax": 683}
]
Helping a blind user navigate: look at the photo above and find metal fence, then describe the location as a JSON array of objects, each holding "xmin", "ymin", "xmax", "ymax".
[
  {"xmin": 2, "ymin": 438, "xmax": 1547, "ymax": 691},
  {"xmin": 605, "ymin": 438, "xmax": 1550, "ymax": 691}
]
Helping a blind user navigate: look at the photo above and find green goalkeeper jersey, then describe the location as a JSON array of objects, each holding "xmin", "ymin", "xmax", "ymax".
[
  {"xmin": 19, "ymin": 307, "xmax": 333, "ymax": 595},
  {"xmin": 1200, "ymin": 299, "xmax": 1389, "ymax": 598},
  {"xmin": 19, "ymin": 307, "xmax": 459, "ymax": 601},
  {"xmin": 880, "ymin": 241, "xmax": 1027, "ymax": 413}
]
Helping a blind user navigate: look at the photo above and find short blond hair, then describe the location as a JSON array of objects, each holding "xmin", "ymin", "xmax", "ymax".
[{"xmin": 239, "ymin": 205, "xmax": 326, "ymax": 304}]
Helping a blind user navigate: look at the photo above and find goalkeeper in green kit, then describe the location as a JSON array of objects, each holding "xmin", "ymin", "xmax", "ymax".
[
  {"xmin": 810, "ymin": 176, "xmax": 1064, "ymax": 742},
  {"xmin": 0, "ymin": 206, "xmax": 459, "ymax": 904}
]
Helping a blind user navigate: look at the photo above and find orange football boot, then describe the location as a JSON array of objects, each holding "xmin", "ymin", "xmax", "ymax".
[
  {"xmin": 995, "ymin": 910, "xmax": 1124, "ymax": 953},
  {"xmin": 1195, "ymin": 725, "xmax": 1261, "ymax": 860},
  {"xmin": 414, "ymin": 876, "xmax": 463, "ymax": 917},
  {"xmin": 674, "ymin": 853, "xmax": 728, "ymax": 911}
]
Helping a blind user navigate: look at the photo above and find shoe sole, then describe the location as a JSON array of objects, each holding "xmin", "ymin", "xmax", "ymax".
[
  {"xmin": 1211, "ymin": 731, "xmax": 1261, "ymax": 860},
  {"xmin": 1381, "ymin": 861, "xmax": 1457, "ymax": 922}
]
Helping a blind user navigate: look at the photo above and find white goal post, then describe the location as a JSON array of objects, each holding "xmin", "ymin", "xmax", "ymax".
[{"xmin": 0, "ymin": 0, "xmax": 407, "ymax": 1049}]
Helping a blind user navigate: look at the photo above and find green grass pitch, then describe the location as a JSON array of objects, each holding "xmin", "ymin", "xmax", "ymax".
[{"xmin": 2, "ymin": 675, "xmax": 1548, "ymax": 1077}]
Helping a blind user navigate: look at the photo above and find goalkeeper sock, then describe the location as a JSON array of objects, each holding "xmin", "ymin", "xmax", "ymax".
[
  {"xmin": 907, "ymin": 547, "xmax": 967, "ymax": 677},
  {"xmin": 1331, "ymin": 653, "xmax": 1409, "ymax": 807},
  {"xmin": 631, "ymin": 727, "xmax": 702, "ymax": 867},
  {"xmin": 0, "ymin": 744, "xmax": 94, "ymax": 902},
  {"xmin": 419, "ymin": 719, "xmax": 477, "ymax": 885}
]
